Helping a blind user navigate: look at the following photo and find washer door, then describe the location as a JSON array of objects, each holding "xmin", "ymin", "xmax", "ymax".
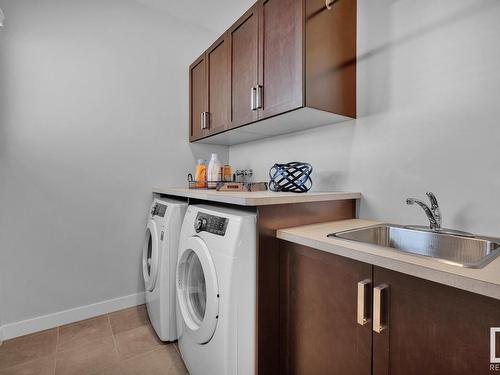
[
  {"xmin": 142, "ymin": 221, "xmax": 159, "ymax": 292},
  {"xmin": 177, "ymin": 236, "xmax": 219, "ymax": 344}
]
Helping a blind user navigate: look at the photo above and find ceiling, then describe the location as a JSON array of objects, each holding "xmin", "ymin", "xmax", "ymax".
[{"xmin": 135, "ymin": 0, "xmax": 255, "ymax": 34}]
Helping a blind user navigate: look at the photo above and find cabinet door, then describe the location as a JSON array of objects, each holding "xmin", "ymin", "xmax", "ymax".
[
  {"xmin": 279, "ymin": 241, "xmax": 372, "ymax": 375},
  {"xmin": 189, "ymin": 54, "xmax": 208, "ymax": 141},
  {"xmin": 206, "ymin": 35, "xmax": 230, "ymax": 135},
  {"xmin": 373, "ymin": 267, "xmax": 500, "ymax": 375},
  {"xmin": 305, "ymin": 0, "xmax": 357, "ymax": 117},
  {"xmin": 228, "ymin": 5, "xmax": 259, "ymax": 128},
  {"xmin": 258, "ymin": 0, "xmax": 303, "ymax": 120}
]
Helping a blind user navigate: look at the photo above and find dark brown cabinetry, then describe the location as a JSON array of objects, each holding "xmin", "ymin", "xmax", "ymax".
[
  {"xmin": 256, "ymin": 200, "xmax": 357, "ymax": 375},
  {"xmin": 206, "ymin": 36, "xmax": 230, "ymax": 134},
  {"xmin": 280, "ymin": 241, "xmax": 372, "ymax": 375},
  {"xmin": 189, "ymin": 0, "xmax": 357, "ymax": 145},
  {"xmin": 206, "ymin": 35, "xmax": 230, "ymax": 136},
  {"xmin": 189, "ymin": 54, "xmax": 208, "ymax": 141},
  {"xmin": 258, "ymin": 0, "xmax": 303, "ymax": 120},
  {"xmin": 228, "ymin": 5, "xmax": 259, "ymax": 129},
  {"xmin": 305, "ymin": 0, "xmax": 357, "ymax": 116},
  {"xmin": 372, "ymin": 266, "xmax": 500, "ymax": 375},
  {"xmin": 189, "ymin": 36, "xmax": 230, "ymax": 142},
  {"xmin": 276, "ymin": 241, "xmax": 500, "ymax": 375}
]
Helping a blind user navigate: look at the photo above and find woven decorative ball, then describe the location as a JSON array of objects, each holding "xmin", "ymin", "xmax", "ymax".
[{"xmin": 269, "ymin": 162, "xmax": 313, "ymax": 193}]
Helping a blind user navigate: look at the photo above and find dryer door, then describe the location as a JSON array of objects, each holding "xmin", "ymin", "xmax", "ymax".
[
  {"xmin": 143, "ymin": 221, "xmax": 159, "ymax": 292},
  {"xmin": 177, "ymin": 236, "xmax": 219, "ymax": 344}
]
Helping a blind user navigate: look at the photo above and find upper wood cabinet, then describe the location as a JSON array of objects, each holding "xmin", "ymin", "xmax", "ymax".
[
  {"xmin": 189, "ymin": 36, "xmax": 230, "ymax": 142},
  {"xmin": 207, "ymin": 35, "xmax": 230, "ymax": 135},
  {"xmin": 228, "ymin": 5, "xmax": 259, "ymax": 129},
  {"xmin": 305, "ymin": 0, "xmax": 357, "ymax": 116},
  {"xmin": 189, "ymin": 0, "xmax": 357, "ymax": 145},
  {"xmin": 189, "ymin": 54, "xmax": 208, "ymax": 142},
  {"xmin": 258, "ymin": 0, "xmax": 304, "ymax": 121}
]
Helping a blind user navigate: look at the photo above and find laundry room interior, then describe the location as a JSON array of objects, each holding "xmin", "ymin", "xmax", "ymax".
[{"xmin": 1, "ymin": 0, "xmax": 500, "ymax": 374}]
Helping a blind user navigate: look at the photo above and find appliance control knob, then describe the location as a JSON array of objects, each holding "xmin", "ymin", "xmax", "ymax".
[
  {"xmin": 150, "ymin": 206, "xmax": 156, "ymax": 216},
  {"xmin": 195, "ymin": 217, "xmax": 207, "ymax": 232}
]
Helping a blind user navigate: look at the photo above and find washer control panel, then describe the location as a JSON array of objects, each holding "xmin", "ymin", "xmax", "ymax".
[{"xmin": 194, "ymin": 212, "xmax": 229, "ymax": 236}]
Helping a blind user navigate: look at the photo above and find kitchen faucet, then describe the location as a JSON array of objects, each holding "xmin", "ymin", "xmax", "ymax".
[{"xmin": 406, "ymin": 192, "xmax": 442, "ymax": 230}]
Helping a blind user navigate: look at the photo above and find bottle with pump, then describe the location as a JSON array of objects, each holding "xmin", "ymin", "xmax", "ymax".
[{"xmin": 207, "ymin": 153, "xmax": 222, "ymax": 189}]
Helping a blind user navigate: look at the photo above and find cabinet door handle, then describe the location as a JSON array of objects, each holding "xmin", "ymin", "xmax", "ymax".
[
  {"xmin": 204, "ymin": 112, "xmax": 210, "ymax": 130},
  {"xmin": 251, "ymin": 87, "xmax": 257, "ymax": 110},
  {"xmin": 201, "ymin": 112, "xmax": 209, "ymax": 130},
  {"xmin": 373, "ymin": 284, "xmax": 389, "ymax": 333},
  {"xmin": 256, "ymin": 85, "xmax": 263, "ymax": 109},
  {"xmin": 357, "ymin": 279, "xmax": 371, "ymax": 326}
]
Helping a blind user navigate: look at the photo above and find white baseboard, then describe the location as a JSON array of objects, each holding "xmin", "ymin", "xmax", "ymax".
[{"xmin": 0, "ymin": 292, "xmax": 145, "ymax": 341}]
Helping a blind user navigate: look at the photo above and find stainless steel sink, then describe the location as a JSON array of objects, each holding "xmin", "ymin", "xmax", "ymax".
[{"xmin": 328, "ymin": 224, "xmax": 500, "ymax": 268}]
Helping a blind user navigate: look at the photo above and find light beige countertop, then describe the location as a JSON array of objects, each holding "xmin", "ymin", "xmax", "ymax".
[
  {"xmin": 277, "ymin": 219, "xmax": 500, "ymax": 300},
  {"xmin": 153, "ymin": 187, "xmax": 361, "ymax": 206}
]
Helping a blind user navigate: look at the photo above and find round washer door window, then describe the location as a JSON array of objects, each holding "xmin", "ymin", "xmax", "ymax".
[
  {"xmin": 177, "ymin": 236, "xmax": 219, "ymax": 344},
  {"xmin": 142, "ymin": 221, "xmax": 159, "ymax": 292}
]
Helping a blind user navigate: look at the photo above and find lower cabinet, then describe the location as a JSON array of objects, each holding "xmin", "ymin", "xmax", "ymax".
[
  {"xmin": 279, "ymin": 241, "xmax": 372, "ymax": 375},
  {"xmin": 278, "ymin": 240, "xmax": 500, "ymax": 375},
  {"xmin": 373, "ymin": 267, "xmax": 500, "ymax": 375}
]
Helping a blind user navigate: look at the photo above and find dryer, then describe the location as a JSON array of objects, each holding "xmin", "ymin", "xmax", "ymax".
[
  {"xmin": 143, "ymin": 197, "xmax": 187, "ymax": 341},
  {"xmin": 176, "ymin": 204, "xmax": 257, "ymax": 375}
]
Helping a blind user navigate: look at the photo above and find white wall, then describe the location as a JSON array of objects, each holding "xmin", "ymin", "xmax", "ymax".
[
  {"xmin": 0, "ymin": 0, "xmax": 228, "ymax": 330},
  {"xmin": 2, "ymin": 0, "xmax": 500, "ymax": 338},
  {"xmin": 230, "ymin": 0, "xmax": 500, "ymax": 237}
]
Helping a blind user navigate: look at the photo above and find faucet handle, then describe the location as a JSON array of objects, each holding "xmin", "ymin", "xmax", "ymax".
[
  {"xmin": 426, "ymin": 192, "xmax": 442, "ymax": 226},
  {"xmin": 426, "ymin": 192, "xmax": 439, "ymax": 209}
]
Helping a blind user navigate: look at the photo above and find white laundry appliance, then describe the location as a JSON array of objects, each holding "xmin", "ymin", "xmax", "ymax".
[
  {"xmin": 176, "ymin": 204, "xmax": 257, "ymax": 375},
  {"xmin": 143, "ymin": 197, "xmax": 187, "ymax": 341}
]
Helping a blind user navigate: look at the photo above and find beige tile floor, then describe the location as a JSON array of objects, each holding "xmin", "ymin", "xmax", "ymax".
[{"xmin": 0, "ymin": 305, "xmax": 188, "ymax": 375}]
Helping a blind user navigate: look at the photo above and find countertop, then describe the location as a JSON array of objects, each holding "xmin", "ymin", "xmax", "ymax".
[
  {"xmin": 277, "ymin": 219, "xmax": 500, "ymax": 300},
  {"xmin": 153, "ymin": 187, "xmax": 361, "ymax": 206}
]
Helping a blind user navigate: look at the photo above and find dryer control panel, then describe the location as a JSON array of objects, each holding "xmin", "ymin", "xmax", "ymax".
[
  {"xmin": 194, "ymin": 212, "xmax": 229, "ymax": 236},
  {"xmin": 151, "ymin": 203, "xmax": 167, "ymax": 217}
]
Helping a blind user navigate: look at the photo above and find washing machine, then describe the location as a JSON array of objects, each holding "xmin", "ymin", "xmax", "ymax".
[
  {"xmin": 176, "ymin": 204, "xmax": 257, "ymax": 375},
  {"xmin": 143, "ymin": 197, "xmax": 187, "ymax": 341}
]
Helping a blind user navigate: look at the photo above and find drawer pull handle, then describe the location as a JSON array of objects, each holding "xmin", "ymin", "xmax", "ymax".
[
  {"xmin": 373, "ymin": 284, "xmax": 389, "ymax": 333},
  {"xmin": 357, "ymin": 279, "xmax": 371, "ymax": 326}
]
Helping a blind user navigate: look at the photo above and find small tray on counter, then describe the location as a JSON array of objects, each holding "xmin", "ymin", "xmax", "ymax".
[
  {"xmin": 187, "ymin": 174, "xmax": 267, "ymax": 192},
  {"xmin": 216, "ymin": 182, "xmax": 268, "ymax": 192},
  {"xmin": 187, "ymin": 174, "xmax": 222, "ymax": 190}
]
